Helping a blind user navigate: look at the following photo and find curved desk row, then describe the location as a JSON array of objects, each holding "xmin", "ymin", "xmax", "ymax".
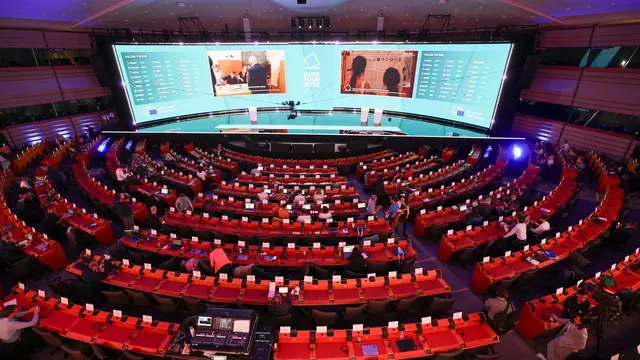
[
  {"xmin": 191, "ymin": 195, "xmax": 366, "ymax": 219},
  {"xmin": 470, "ymin": 185, "xmax": 624, "ymax": 293},
  {"xmin": 516, "ymin": 251, "xmax": 640, "ymax": 339},
  {"xmin": 406, "ymin": 161, "xmax": 507, "ymax": 211},
  {"xmin": 120, "ymin": 230, "xmax": 416, "ymax": 268},
  {"xmin": 3, "ymin": 287, "xmax": 177, "ymax": 356},
  {"xmin": 67, "ymin": 255, "xmax": 451, "ymax": 306},
  {"xmin": 274, "ymin": 313, "xmax": 499, "ymax": 360},
  {"xmin": 414, "ymin": 164, "xmax": 539, "ymax": 237},
  {"xmin": 439, "ymin": 176, "xmax": 577, "ymax": 262},
  {"xmin": 161, "ymin": 212, "xmax": 391, "ymax": 241},
  {"xmin": 223, "ymin": 148, "xmax": 396, "ymax": 167}
]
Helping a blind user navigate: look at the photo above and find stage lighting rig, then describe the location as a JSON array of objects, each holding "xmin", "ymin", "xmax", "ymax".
[{"xmin": 291, "ymin": 16, "xmax": 331, "ymax": 31}]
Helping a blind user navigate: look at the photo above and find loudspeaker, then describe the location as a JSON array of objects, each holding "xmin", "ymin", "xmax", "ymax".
[
  {"xmin": 518, "ymin": 55, "xmax": 539, "ymax": 90},
  {"xmin": 297, "ymin": 0, "xmax": 307, "ymax": 4},
  {"xmin": 90, "ymin": 55, "xmax": 110, "ymax": 87}
]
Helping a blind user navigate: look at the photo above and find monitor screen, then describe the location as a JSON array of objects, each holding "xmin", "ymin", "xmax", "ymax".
[
  {"xmin": 114, "ymin": 43, "xmax": 512, "ymax": 129},
  {"xmin": 197, "ymin": 316, "xmax": 212, "ymax": 327},
  {"xmin": 215, "ymin": 317, "xmax": 233, "ymax": 330}
]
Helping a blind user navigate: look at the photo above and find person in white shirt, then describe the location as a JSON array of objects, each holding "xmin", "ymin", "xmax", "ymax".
[
  {"xmin": 0, "ymin": 304, "xmax": 40, "ymax": 344},
  {"xmin": 547, "ymin": 155, "xmax": 555, "ymax": 167},
  {"xmin": 313, "ymin": 190, "xmax": 325, "ymax": 202},
  {"xmin": 116, "ymin": 167, "xmax": 129, "ymax": 182},
  {"xmin": 250, "ymin": 167, "xmax": 260, "ymax": 176},
  {"xmin": 212, "ymin": 64, "xmax": 225, "ymax": 85},
  {"xmin": 258, "ymin": 191, "xmax": 269, "ymax": 202},
  {"xmin": 531, "ymin": 215, "xmax": 551, "ymax": 236},
  {"xmin": 546, "ymin": 314, "xmax": 588, "ymax": 360},
  {"xmin": 293, "ymin": 192, "xmax": 306, "ymax": 205},
  {"xmin": 318, "ymin": 206, "xmax": 333, "ymax": 220},
  {"xmin": 19, "ymin": 177, "xmax": 32, "ymax": 190},
  {"xmin": 559, "ymin": 140, "xmax": 570, "ymax": 153},
  {"xmin": 196, "ymin": 169, "xmax": 207, "ymax": 181},
  {"xmin": 502, "ymin": 215, "xmax": 528, "ymax": 242},
  {"xmin": 296, "ymin": 210, "xmax": 312, "ymax": 224},
  {"xmin": 0, "ymin": 154, "xmax": 10, "ymax": 170}
]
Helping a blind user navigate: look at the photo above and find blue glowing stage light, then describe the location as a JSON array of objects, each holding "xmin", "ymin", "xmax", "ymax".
[
  {"xmin": 125, "ymin": 140, "xmax": 134, "ymax": 150},
  {"xmin": 512, "ymin": 145, "xmax": 522, "ymax": 160},
  {"xmin": 97, "ymin": 138, "xmax": 110, "ymax": 153}
]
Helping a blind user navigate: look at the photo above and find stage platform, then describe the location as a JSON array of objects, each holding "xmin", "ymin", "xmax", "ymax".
[{"xmin": 138, "ymin": 112, "xmax": 488, "ymax": 137}]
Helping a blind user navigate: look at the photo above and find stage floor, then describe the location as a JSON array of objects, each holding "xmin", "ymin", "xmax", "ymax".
[{"xmin": 139, "ymin": 113, "xmax": 487, "ymax": 137}]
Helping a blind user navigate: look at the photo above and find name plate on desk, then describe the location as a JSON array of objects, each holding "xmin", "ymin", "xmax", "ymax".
[
  {"xmin": 86, "ymin": 303, "xmax": 94, "ymax": 312},
  {"xmin": 61, "ymin": 297, "xmax": 69, "ymax": 305},
  {"xmin": 316, "ymin": 326, "xmax": 327, "ymax": 333},
  {"xmin": 143, "ymin": 315, "xmax": 152, "ymax": 323},
  {"xmin": 219, "ymin": 273, "xmax": 228, "ymax": 281},
  {"xmin": 113, "ymin": 310, "xmax": 122, "ymax": 318},
  {"xmin": 353, "ymin": 324, "xmax": 364, "ymax": 331},
  {"xmin": 453, "ymin": 312, "xmax": 463, "ymax": 320}
]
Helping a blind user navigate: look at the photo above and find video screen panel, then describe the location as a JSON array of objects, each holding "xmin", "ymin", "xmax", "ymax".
[{"xmin": 114, "ymin": 43, "xmax": 512, "ymax": 128}]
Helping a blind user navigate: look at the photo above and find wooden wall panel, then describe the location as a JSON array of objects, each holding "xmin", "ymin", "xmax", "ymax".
[
  {"xmin": 0, "ymin": 29, "xmax": 46, "ymax": 48},
  {"xmin": 43, "ymin": 31, "xmax": 91, "ymax": 49},
  {"xmin": 511, "ymin": 114, "xmax": 635, "ymax": 162},
  {"xmin": 559, "ymin": 124, "xmax": 634, "ymax": 162},
  {"xmin": 590, "ymin": 23, "xmax": 640, "ymax": 47},
  {"xmin": 511, "ymin": 114, "xmax": 564, "ymax": 144},
  {"xmin": 520, "ymin": 66, "xmax": 581, "ymax": 105},
  {"xmin": 4, "ymin": 110, "xmax": 117, "ymax": 149},
  {"xmin": 538, "ymin": 27, "xmax": 593, "ymax": 48},
  {"xmin": 572, "ymin": 68, "xmax": 640, "ymax": 116}
]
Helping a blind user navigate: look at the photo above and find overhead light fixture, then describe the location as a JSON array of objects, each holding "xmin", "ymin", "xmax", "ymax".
[
  {"xmin": 621, "ymin": 60, "xmax": 627, "ymax": 66},
  {"xmin": 176, "ymin": 1, "xmax": 186, "ymax": 7}
]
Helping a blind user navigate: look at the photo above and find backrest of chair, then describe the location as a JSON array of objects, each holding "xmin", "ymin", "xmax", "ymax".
[
  {"xmin": 343, "ymin": 304, "xmax": 367, "ymax": 321},
  {"xmin": 366, "ymin": 299, "xmax": 390, "ymax": 315},
  {"xmin": 435, "ymin": 348, "xmax": 465, "ymax": 360},
  {"xmin": 124, "ymin": 289, "xmax": 150, "ymax": 306},
  {"xmin": 312, "ymin": 309, "xmax": 337, "ymax": 326},
  {"xmin": 33, "ymin": 327, "xmax": 62, "ymax": 346},
  {"xmin": 395, "ymin": 296, "xmax": 418, "ymax": 312},
  {"xmin": 431, "ymin": 297, "xmax": 456, "ymax": 313},
  {"xmin": 102, "ymin": 290, "xmax": 130, "ymax": 308}
]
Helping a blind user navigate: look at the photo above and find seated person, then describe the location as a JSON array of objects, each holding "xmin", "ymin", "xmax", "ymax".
[
  {"xmin": 575, "ymin": 157, "xmax": 586, "ymax": 172},
  {"xmin": 318, "ymin": 206, "xmax": 333, "ymax": 220},
  {"xmin": 313, "ymin": 190, "xmax": 325, "ymax": 202},
  {"xmin": 562, "ymin": 288, "xmax": 591, "ymax": 319},
  {"xmin": 175, "ymin": 193, "xmax": 194, "ymax": 212},
  {"xmin": 273, "ymin": 204, "xmax": 290, "ymax": 222},
  {"xmin": 483, "ymin": 287, "xmax": 516, "ymax": 333},
  {"xmin": 501, "ymin": 215, "xmax": 528, "ymax": 250},
  {"xmin": 477, "ymin": 198, "xmax": 494, "ymax": 218},
  {"xmin": 181, "ymin": 258, "xmax": 202, "ymax": 273},
  {"xmin": 147, "ymin": 206, "xmax": 163, "ymax": 231},
  {"xmin": 268, "ymin": 292, "xmax": 292, "ymax": 317},
  {"xmin": 258, "ymin": 190, "xmax": 269, "ymax": 202},
  {"xmin": 0, "ymin": 304, "xmax": 40, "ymax": 347},
  {"xmin": 529, "ymin": 214, "xmax": 551, "ymax": 241},
  {"xmin": 346, "ymin": 247, "xmax": 367, "ymax": 275},
  {"xmin": 610, "ymin": 220, "xmax": 637, "ymax": 244},
  {"xmin": 501, "ymin": 194, "xmax": 521, "ymax": 214},
  {"xmin": 209, "ymin": 248, "xmax": 232, "ymax": 275},
  {"xmin": 116, "ymin": 167, "xmax": 129, "ymax": 182},
  {"xmin": 223, "ymin": 72, "xmax": 239, "ymax": 85},
  {"xmin": 296, "ymin": 209, "xmax": 312, "ymax": 224},
  {"xmin": 293, "ymin": 191, "xmax": 306, "ymax": 205},
  {"xmin": 466, "ymin": 207, "xmax": 485, "ymax": 227}
]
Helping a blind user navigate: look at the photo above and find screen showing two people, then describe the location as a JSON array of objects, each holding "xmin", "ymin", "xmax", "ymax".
[{"xmin": 114, "ymin": 43, "xmax": 512, "ymax": 128}]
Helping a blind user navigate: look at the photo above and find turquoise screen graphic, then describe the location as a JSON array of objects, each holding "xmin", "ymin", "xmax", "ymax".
[{"xmin": 114, "ymin": 43, "xmax": 512, "ymax": 128}]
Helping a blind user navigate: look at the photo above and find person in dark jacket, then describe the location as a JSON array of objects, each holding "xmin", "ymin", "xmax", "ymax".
[
  {"xmin": 346, "ymin": 247, "xmax": 367, "ymax": 274},
  {"xmin": 113, "ymin": 194, "xmax": 135, "ymax": 230},
  {"xmin": 147, "ymin": 206, "xmax": 163, "ymax": 231}
]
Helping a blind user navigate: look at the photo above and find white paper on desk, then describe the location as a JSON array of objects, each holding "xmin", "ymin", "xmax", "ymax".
[
  {"xmin": 233, "ymin": 319, "xmax": 251, "ymax": 333},
  {"xmin": 3, "ymin": 299, "xmax": 17, "ymax": 307}
]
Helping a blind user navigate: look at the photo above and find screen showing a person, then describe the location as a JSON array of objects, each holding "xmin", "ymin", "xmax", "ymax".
[
  {"xmin": 207, "ymin": 50, "xmax": 286, "ymax": 97},
  {"xmin": 114, "ymin": 43, "xmax": 512, "ymax": 129},
  {"xmin": 340, "ymin": 50, "xmax": 418, "ymax": 97}
]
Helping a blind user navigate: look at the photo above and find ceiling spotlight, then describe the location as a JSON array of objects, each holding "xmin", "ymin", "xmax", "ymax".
[
  {"xmin": 621, "ymin": 60, "xmax": 627, "ymax": 66},
  {"xmin": 317, "ymin": 18, "xmax": 323, "ymax": 28},
  {"xmin": 326, "ymin": 18, "xmax": 331, "ymax": 28},
  {"xmin": 176, "ymin": 1, "xmax": 186, "ymax": 7}
]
